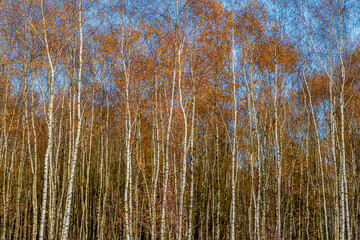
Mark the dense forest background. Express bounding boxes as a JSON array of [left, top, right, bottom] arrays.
[[0, 0, 360, 239]]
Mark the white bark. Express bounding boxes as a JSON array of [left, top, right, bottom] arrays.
[[187, 87, 196, 240], [160, 28, 178, 240], [330, 77, 340, 240], [177, 42, 187, 240], [302, 70, 329, 240], [274, 60, 282, 240], [121, 9, 133, 239], [151, 77, 160, 240], [230, 2, 237, 238], [215, 125, 221, 240], [60, 1, 83, 238], [39, 0, 56, 238]]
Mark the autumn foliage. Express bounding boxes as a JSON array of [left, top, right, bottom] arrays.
[[0, 0, 359, 239]]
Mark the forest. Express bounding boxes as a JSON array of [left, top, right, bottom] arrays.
[[0, 0, 359, 239]]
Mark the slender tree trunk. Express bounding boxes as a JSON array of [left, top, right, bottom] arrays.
[[177, 43, 187, 240], [303, 69, 329, 240], [339, 90, 348, 240], [215, 125, 221, 240], [151, 77, 160, 239], [230, 4, 237, 238], [61, 2, 83, 238], [0, 81, 8, 240], [39, 42, 55, 240], [2, 141, 17, 240], [38, 0, 58, 238], [15, 118, 26, 240], [187, 90, 196, 240], [274, 60, 282, 240], [24, 68, 39, 240], [330, 78, 340, 240], [160, 34, 177, 240], [82, 89, 95, 240]]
